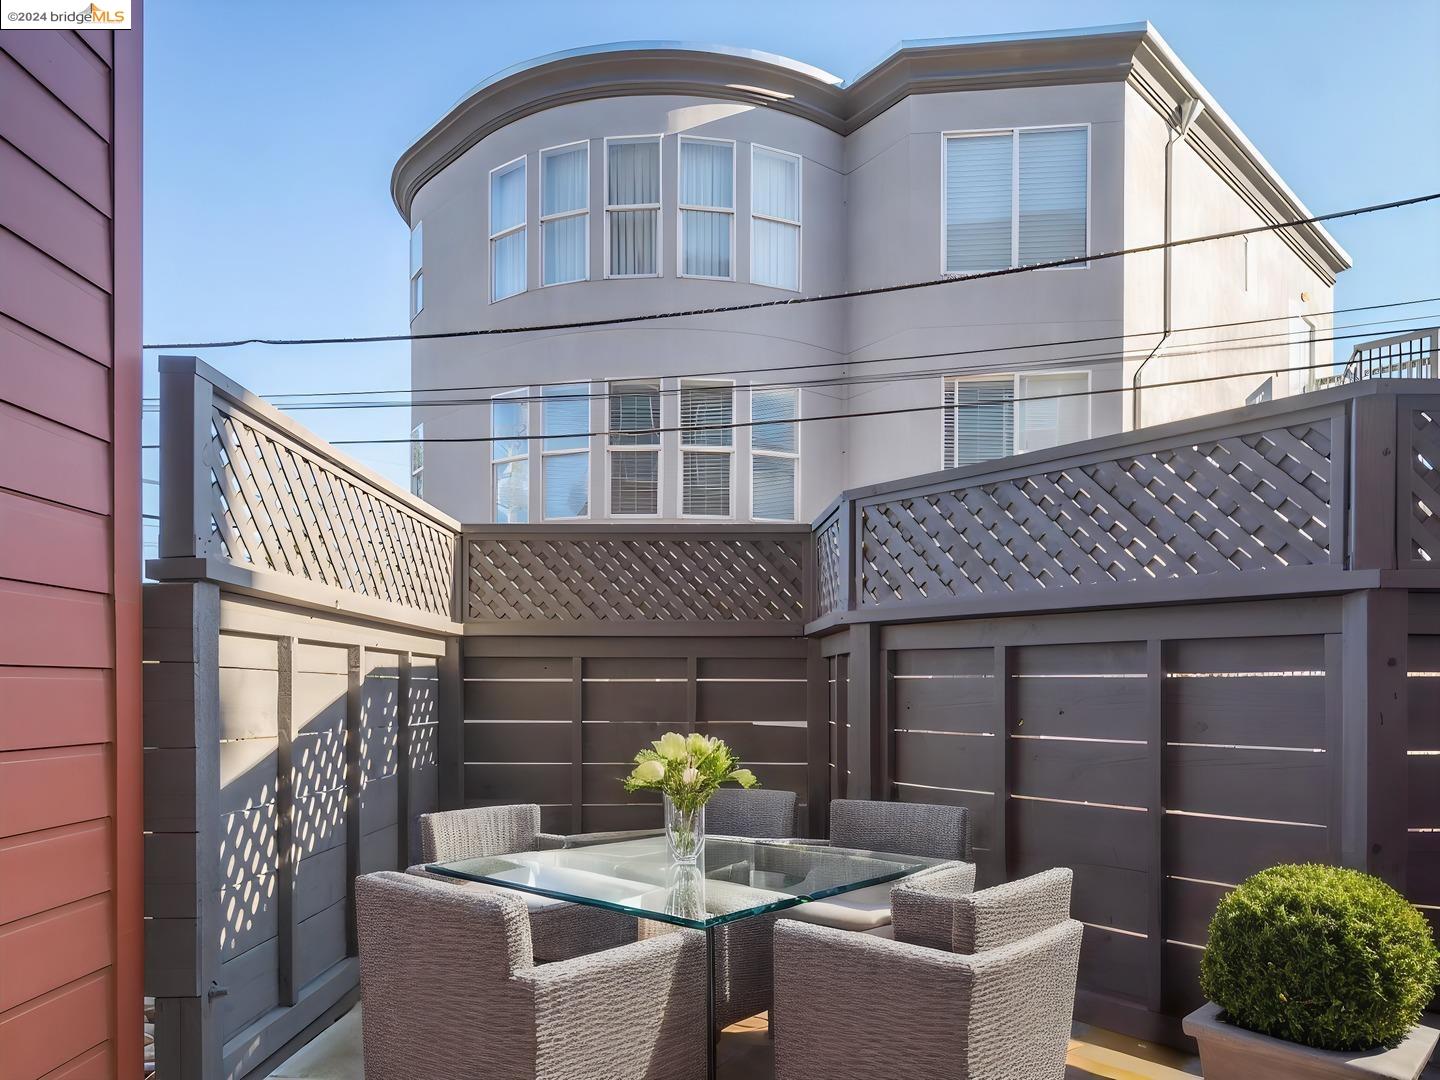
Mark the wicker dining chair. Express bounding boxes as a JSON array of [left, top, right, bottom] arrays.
[[772, 868, 1082, 1080], [705, 787, 799, 839], [357, 871, 707, 1080], [410, 805, 635, 962]]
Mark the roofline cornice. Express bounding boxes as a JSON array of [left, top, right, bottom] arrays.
[[390, 26, 1351, 277]]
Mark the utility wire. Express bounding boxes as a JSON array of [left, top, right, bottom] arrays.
[[140, 295, 1440, 406], [135, 317, 1439, 414], [141, 191, 1440, 351]]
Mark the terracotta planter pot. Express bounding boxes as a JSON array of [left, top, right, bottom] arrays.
[[1183, 1002, 1439, 1080]]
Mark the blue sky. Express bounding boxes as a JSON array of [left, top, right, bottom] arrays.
[[142, 0, 1440, 518]]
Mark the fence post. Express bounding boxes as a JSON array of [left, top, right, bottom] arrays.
[[158, 354, 213, 560], [1348, 392, 1398, 571], [845, 623, 881, 799], [1339, 588, 1410, 889]]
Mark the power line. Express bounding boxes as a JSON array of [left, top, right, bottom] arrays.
[[310, 353, 1393, 446], [136, 317, 1438, 415], [141, 295, 1440, 406], [141, 191, 1440, 351]]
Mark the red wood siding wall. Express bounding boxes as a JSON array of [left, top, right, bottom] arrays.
[[0, 14, 143, 1080]]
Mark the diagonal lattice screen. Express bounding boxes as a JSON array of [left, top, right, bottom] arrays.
[[204, 404, 457, 617], [1406, 407, 1440, 567], [814, 511, 844, 618], [465, 535, 806, 622], [858, 421, 1334, 608]]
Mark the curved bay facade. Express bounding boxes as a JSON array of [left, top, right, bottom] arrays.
[[394, 27, 1350, 524]]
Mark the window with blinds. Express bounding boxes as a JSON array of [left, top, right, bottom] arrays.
[[752, 146, 800, 290], [541, 384, 589, 518], [751, 386, 798, 520], [942, 377, 1014, 468], [409, 221, 424, 319], [491, 389, 529, 522], [943, 126, 1087, 274], [679, 137, 734, 279], [607, 379, 660, 516], [541, 143, 588, 286], [490, 157, 527, 301], [943, 371, 1092, 467], [606, 136, 661, 277], [680, 381, 733, 517]]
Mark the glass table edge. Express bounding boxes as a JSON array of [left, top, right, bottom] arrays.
[[423, 846, 937, 931]]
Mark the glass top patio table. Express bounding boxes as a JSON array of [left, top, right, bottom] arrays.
[[426, 833, 946, 930]]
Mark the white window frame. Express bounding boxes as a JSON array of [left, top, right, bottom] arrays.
[[409, 422, 423, 497], [940, 369, 1093, 469], [939, 124, 1091, 277], [540, 382, 591, 521], [604, 134, 663, 280], [539, 141, 590, 288], [1242, 234, 1253, 293], [679, 378, 735, 521], [491, 387, 529, 522], [749, 143, 802, 292], [488, 155, 528, 303], [677, 135, 736, 282], [749, 385, 800, 522], [604, 376, 664, 519], [409, 220, 424, 320]]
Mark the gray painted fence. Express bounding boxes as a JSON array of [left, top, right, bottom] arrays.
[[145, 362, 1440, 1071]]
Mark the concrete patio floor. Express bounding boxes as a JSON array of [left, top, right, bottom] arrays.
[[263, 1003, 1209, 1080]]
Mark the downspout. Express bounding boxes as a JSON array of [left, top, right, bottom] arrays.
[[1131, 96, 1204, 429]]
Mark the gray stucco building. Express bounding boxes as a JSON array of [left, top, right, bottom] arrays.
[[392, 23, 1350, 525]]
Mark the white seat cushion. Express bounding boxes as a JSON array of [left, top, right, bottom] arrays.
[[779, 882, 892, 932]]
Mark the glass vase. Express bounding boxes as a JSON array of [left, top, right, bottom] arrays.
[[664, 794, 706, 864]]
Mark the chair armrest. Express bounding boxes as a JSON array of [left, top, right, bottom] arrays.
[[520, 930, 708, 1076], [890, 861, 977, 952], [533, 832, 567, 850]]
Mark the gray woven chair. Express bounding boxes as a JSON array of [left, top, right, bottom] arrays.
[[357, 871, 707, 1080], [705, 788, 798, 839], [780, 799, 971, 932], [413, 805, 635, 963], [772, 868, 1081, 1080]]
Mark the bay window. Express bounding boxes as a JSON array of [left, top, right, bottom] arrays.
[[606, 136, 660, 277], [942, 371, 1091, 468], [679, 137, 734, 279], [751, 146, 801, 290], [943, 125, 1088, 274], [541, 383, 589, 519], [541, 143, 588, 286], [607, 379, 661, 516], [490, 156, 527, 301], [751, 387, 799, 521], [680, 380, 733, 517], [491, 389, 529, 522]]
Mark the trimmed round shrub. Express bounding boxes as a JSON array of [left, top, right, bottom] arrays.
[[1200, 863, 1439, 1051]]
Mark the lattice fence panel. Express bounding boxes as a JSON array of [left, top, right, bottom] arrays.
[[465, 535, 806, 623], [814, 512, 844, 618], [205, 404, 457, 617], [859, 420, 1334, 608], [1406, 408, 1440, 568]]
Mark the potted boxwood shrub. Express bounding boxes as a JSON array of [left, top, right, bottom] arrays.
[[1184, 864, 1440, 1079]]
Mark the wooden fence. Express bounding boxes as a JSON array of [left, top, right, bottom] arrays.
[[145, 360, 1440, 1070]]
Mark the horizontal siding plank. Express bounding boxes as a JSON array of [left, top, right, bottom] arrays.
[[293, 845, 347, 924], [219, 804, 278, 887], [464, 720, 569, 763], [0, 819, 110, 926], [1012, 676, 1148, 741], [0, 51, 111, 214], [464, 762, 570, 805], [698, 657, 805, 680], [1410, 677, 1440, 752], [890, 674, 996, 733], [218, 937, 280, 1039], [218, 876, 277, 961], [0, 229, 111, 363], [0, 401, 110, 514], [1166, 745, 1330, 825], [358, 822, 401, 875], [892, 730, 993, 793], [0, 746, 109, 839], [0, 968, 111, 1080], [697, 679, 805, 723], [1162, 941, 1207, 1017], [294, 899, 347, 990], [1167, 635, 1324, 674], [0, 314, 110, 440], [1012, 642, 1146, 676], [890, 648, 992, 678], [1410, 754, 1440, 829], [1164, 876, 1230, 947], [464, 656, 572, 680], [578, 803, 656, 832], [0, 140, 110, 290], [465, 677, 571, 722], [0, 30, 111, 139], [1011, 736, 1148, 806], [0, 893, 110, 1011], [0, 580, 110, 669], [293, 671, 346, 736], [0, 667, 109, 751], [1011, 797, 1151, 873], [293, 788, 346, 862], [217, 667, 279, 741], [582, 678, 685, 724], [1164, 812, 1328, 886], [1164, 675, 1327, 748], [582, 720, 666, 764], [0, 490, 108, 593], [699, 720, 807, 763], [1079, 925, 1150, 1004]]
